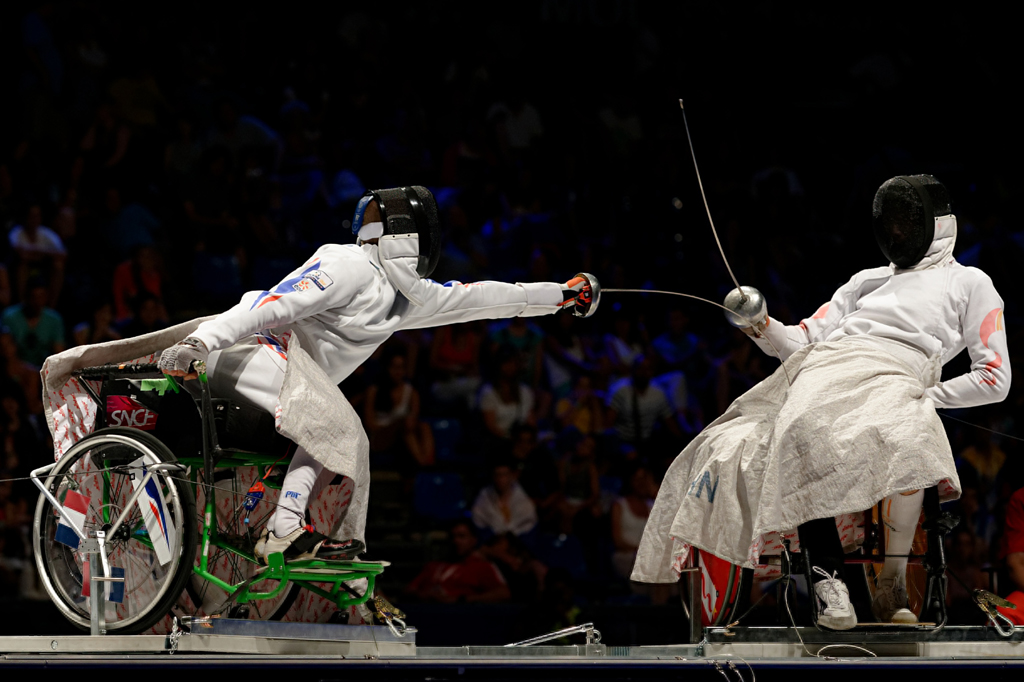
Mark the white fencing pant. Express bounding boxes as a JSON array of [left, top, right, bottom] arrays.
[[206, 338, 336, 536]]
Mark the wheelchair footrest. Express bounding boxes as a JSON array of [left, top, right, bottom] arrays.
[[276, 559, 390, 574]]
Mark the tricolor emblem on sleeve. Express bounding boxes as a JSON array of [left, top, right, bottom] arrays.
[[55, 490, 90, 549]]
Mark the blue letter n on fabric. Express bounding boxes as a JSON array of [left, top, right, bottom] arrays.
[[689, 471, 719, 502]]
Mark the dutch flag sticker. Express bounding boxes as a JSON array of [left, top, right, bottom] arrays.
[[55, 490, 90, 549]]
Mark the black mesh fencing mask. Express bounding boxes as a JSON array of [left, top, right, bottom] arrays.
[[368, 186, 441, 278], [872, 175, 951, 269]]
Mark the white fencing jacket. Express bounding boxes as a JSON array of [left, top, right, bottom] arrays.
[[752, 215, 1010, 409], [191, 241, 563, 385]]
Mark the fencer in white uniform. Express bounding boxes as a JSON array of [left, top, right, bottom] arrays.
[[631, 175, 1010, 630], [159, 186, 598, 562]]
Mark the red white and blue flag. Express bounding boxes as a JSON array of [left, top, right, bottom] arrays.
[[130, 457, 176, 566], [55, 490, 90, 549], [81, 563, 125, 602]]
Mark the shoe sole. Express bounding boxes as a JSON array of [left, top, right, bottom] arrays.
[[890, 609, 918, 625], [816, 615, 858, 631], [872, 606, 918, 625]]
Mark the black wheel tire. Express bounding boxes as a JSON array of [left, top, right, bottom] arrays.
[[33, 427, 198, 634]]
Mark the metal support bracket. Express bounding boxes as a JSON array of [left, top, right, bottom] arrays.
[[87, 530, 124, 635], [506, 622, 604, 655]]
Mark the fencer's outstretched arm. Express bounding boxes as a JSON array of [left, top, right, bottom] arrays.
[[923, 273, 1010, 409], [190, 247, 377, 352], [398, 278, 563, 330], [376, 232, 565, 328]]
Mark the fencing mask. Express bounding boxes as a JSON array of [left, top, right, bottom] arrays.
[[352, 186, 442, 305], [352, 186, 442, 278], [872, 175, 952, 269]]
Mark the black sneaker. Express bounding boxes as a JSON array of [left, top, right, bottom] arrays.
[[255, 525, 365, 563]]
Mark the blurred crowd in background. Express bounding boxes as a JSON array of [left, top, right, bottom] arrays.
[[1, 2, 1022, 641]]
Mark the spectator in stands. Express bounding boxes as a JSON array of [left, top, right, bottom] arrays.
[[611, 464, 657, 579], [958, 431, 1007, 490], [479, 348, 536, 442], [509, 424, 558, 504], [2, 382, 37, 440], [206, 99, 282, 170], [544, 312, 593, 399], [651, 368, 702, 437], [606, 356, 680, 457], [405, 521, 511, 604], [99, 187, 161, 260], [111, 245, 167, 323], [164, 116, 202, 189], [116, 293, 167, 338], [0, 389, 38, 513], [429, 322, 483, 411], [108, 62, 166, 133], [472, 460, 538, 538], [555, 428, 600, 535], [487, 84, 544, 154], [1, 281, 65, 367], [0, 333, 43, 416], [555, 374, 605, 436], [946, 527, 989, 624], [651, 310, 706, 433], [652, 309, 700, 373], [0, 265, 10, 310], [489, 317, 545, 390], [956, 468, 999, 557], [184, 145, 239, 252], [603, 311, 647, 382], [339, 363, 369, 416], [8, 203, 66, 305], [0, 522, 22, 598], [72, 100, 131, 193], [365, 349, 435, 467], [998, 485, 1024, 625], [20, 4, 63, 100], [0, 163, 13, 234], [715, 329, 769, 414], [440, 117, 498, 188], [480, 533, 547, 601], [523, 567, 581, 640], [72, 300, 121, 347]]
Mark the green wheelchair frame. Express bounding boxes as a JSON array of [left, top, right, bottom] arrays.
[[73, 361, 393, 626]]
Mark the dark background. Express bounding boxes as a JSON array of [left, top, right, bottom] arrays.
[[0, 1, 1021, 644]]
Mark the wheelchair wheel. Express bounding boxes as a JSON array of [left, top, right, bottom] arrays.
[[179, 465, 300, 621], [33, 427, 197, 634], [682, 549, 753, 627]]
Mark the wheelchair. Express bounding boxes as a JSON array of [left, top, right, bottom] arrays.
[[682, 490, 963, 632], [31, 361, 397, 635]]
